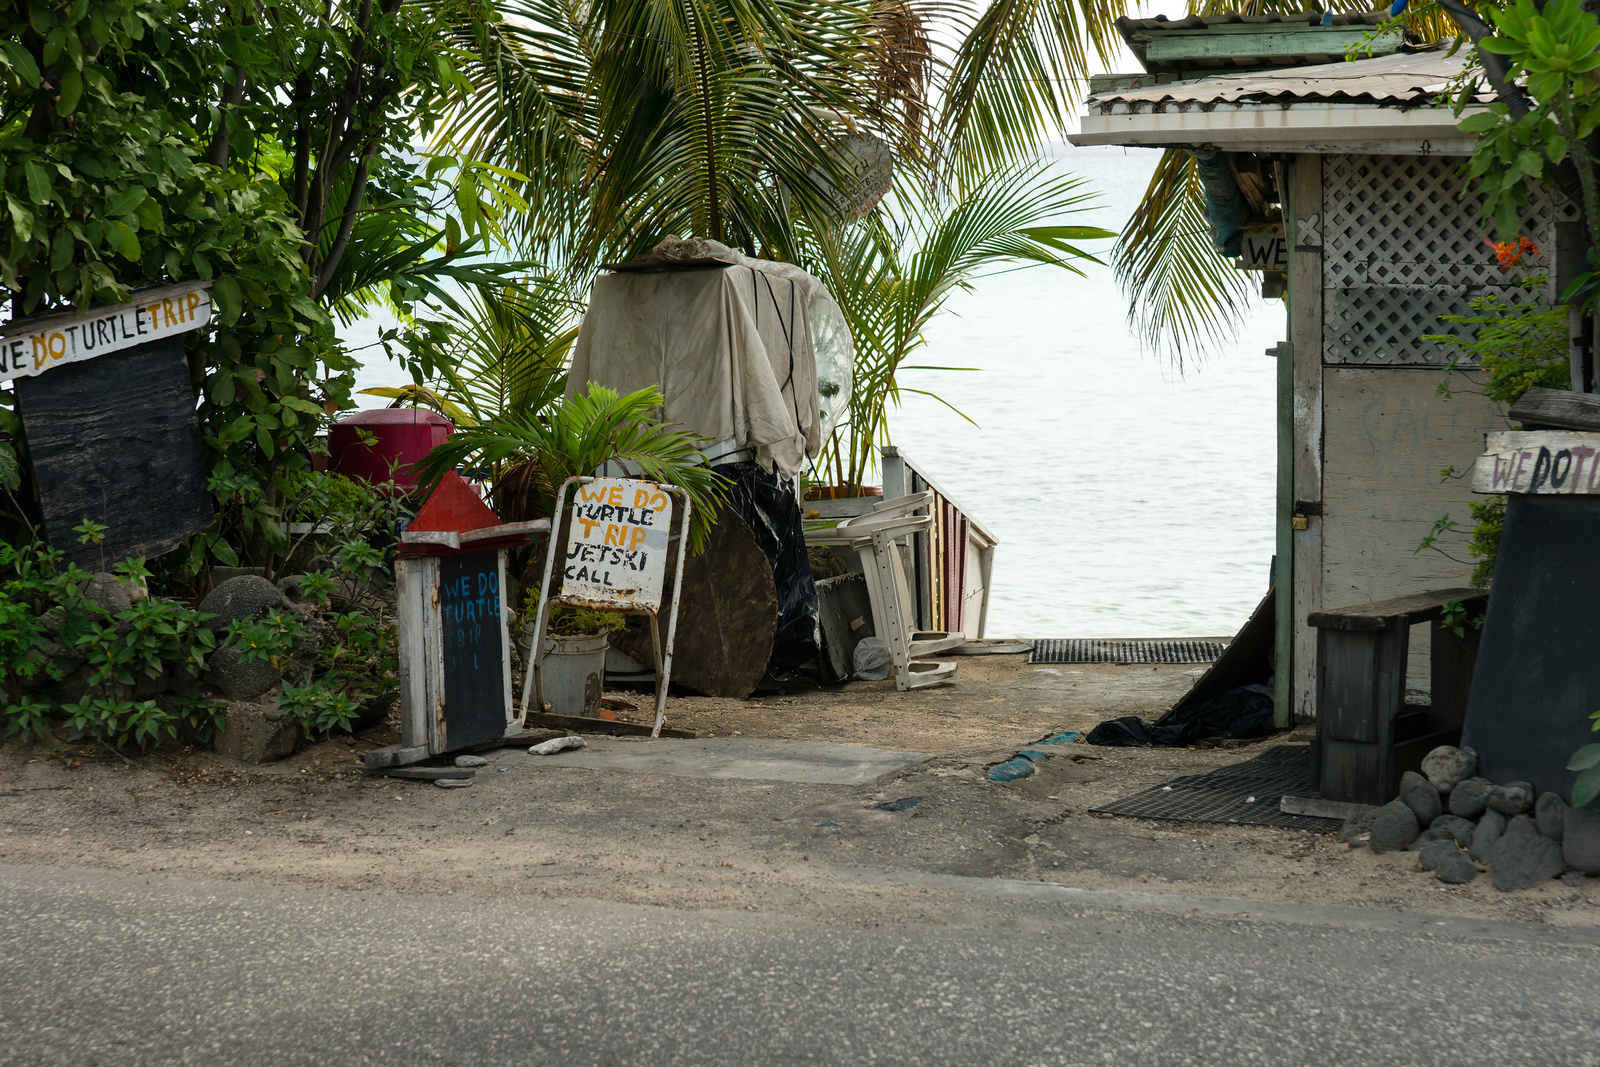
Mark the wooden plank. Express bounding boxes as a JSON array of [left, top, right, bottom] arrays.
[[1319, 629, 1379, 743], [14, 336, 213, 568], [1507, 386, 1600, 432], [1309, 588, 1485, 631], [529, 713, 698, 739], [1472, 430, 1600, 494], [1278, 795, 1373, 820], [1290, 154, 1324, 727], [0, 279, 211, 382], [363, 765, 475, 781], [1144, 28, 1397, 64]]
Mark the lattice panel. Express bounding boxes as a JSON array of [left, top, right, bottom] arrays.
[[1321, 154, 1567, 366]]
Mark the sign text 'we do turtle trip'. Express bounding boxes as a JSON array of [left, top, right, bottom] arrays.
[[561, 477, 673, 611]]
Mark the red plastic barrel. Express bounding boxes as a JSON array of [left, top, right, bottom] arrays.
[[328, 408, 453, 494]]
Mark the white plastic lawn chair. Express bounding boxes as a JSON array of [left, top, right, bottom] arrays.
[[832, 491, 963, 690]]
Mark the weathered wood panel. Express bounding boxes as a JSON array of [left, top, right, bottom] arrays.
[[1472, 430, 1600, 494], [1508, 386, 1600, 432], [438, 550, 511, 750], [1289, 154, 1325, 725], [13, 335, 213, 568], [1320, 367, 1503, 692]]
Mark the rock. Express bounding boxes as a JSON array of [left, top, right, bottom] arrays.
[[1421, 745, 1476, 794], [1536, 792, 1567, 840], [1368, 800, 1421, 854], [1562, 871, 1589, 888], [198, 575, 287, 632], [80, 572, 132, 615], [435, 777, 473, 789], [1430, 815, 1478, 847], [1417, 838, 1463, 871], [455, 755, 489, 768], [1448, 777, 1493, 818], [1470, 809, 1506, 865], [1492, 830, 1565, 892], [204, 646, 282, 702], [1338, 807, 1378, 843], [1409, 826, 1450, 851], [1506, 813, 1538, 838], [1487, 781, 1534, 816], [1563, 806, 1600, 875], [1400, 770, 1442, 824], [214, 699, 298, 764], [1435, 854, 1478, 884]]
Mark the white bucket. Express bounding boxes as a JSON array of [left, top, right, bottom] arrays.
[[522, 625, 608, 717]]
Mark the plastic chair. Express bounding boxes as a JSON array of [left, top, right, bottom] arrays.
[[832, 492, 962, 690]]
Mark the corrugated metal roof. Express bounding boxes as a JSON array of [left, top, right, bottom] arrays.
[[1087, 48, 1473, 109]]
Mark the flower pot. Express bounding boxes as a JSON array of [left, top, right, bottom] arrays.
[[520, 623, 608, 717]]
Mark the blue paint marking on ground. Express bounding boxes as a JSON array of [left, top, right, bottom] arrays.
[[987, 731, 1083, 783]]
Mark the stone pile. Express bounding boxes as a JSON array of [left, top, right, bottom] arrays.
[[1341, 745, 1600, 892]]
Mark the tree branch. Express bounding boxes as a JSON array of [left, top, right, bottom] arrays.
[[311, 152, 372, 298]]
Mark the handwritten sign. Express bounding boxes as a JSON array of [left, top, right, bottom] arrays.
[[0, 280, 211, 383], [1238, 231, 1288, 271], [1473, 430, 1600, 495], [560, 477, 673, 610], [437, 551, 510, 749]]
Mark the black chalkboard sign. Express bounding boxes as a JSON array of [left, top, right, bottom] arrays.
[[1461, 495, 1600, 798], [438, 550, 509, 749], [13, 335, 213, 568]]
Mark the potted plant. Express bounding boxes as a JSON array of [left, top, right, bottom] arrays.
[[518, 600, 627, 717]]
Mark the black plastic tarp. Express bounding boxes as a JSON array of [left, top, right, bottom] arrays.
[[1087, 682, 1277, 747], [713, 460, 820, 673]]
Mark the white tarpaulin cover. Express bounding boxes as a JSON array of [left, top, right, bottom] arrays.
[[568, 241, 851, 478]]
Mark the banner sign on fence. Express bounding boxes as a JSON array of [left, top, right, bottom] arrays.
[[0, 280, 212, 382]]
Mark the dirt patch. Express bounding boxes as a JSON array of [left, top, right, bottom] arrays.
[[2, 656, 1595, 929]]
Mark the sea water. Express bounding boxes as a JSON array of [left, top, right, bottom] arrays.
[[348, 144, 1284, 639]]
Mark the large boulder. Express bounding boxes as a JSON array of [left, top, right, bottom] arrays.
[[1339, 807, 1378, 843], [1369, 800, 1421, 854], [1487, 781, 1535, 816], [1417, 838, 1463, 872], [198, 575, 287, 632], [214, 699, 298, 764], [1492, 828, 1565, 892], [80, 572, 132, 615], [1449, 777, 1494, 818], [1436, 854, 1478, 884], [204, 646, 282, 702], [1564, 806, 1600, 876], [1536, 792, 1568, 841], [1400, 771, 1442, 825], [1421, 745, 1476, 794]]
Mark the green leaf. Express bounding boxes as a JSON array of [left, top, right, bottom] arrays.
[[212, 275, 241, 325], [2, 41, 41, 87], [1574, 765, 1600, 808], [1458, 111, 1501, 133], [103, 185, 147, 217], [23, 161, 52, 206], [56, 66, 82, 115], [1567, 743, 1600, 770], [0, 441, 20, 491]]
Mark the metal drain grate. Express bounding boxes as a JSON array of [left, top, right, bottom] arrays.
[[1089, 745, 1336, 831], [1028, 639, 1225, 665]]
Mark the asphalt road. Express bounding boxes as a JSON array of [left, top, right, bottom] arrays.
[[2, 863, 1597, 1066]]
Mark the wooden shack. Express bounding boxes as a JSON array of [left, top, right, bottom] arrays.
[[1071, 20, 1580, 722]]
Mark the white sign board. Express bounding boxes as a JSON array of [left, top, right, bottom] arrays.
[[1239, 231, 1289, 272], [0, 280, 212, 383], [560, 477, 674, 611], [1473, 430, 1600, 495]]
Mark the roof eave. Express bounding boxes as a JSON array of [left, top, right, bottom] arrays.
[[1068, 103, 1479, 156]]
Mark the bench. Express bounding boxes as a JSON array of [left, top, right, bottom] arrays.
[[1308, 588, 1487, 805]]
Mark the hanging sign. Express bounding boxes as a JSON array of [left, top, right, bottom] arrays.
[[0, 279, 212, 382], [561, 477, 673, 611], [1237, 231, 1288, 271], [1473, 430, 1600, 495]]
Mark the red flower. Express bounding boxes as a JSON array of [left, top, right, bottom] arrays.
[[1487, 235, 1540, 270]]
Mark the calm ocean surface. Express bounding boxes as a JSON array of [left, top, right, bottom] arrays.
[[349, 145, 1285, 639]]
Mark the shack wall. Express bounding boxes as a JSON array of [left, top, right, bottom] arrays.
[[1290, 152, 1562, 720]]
